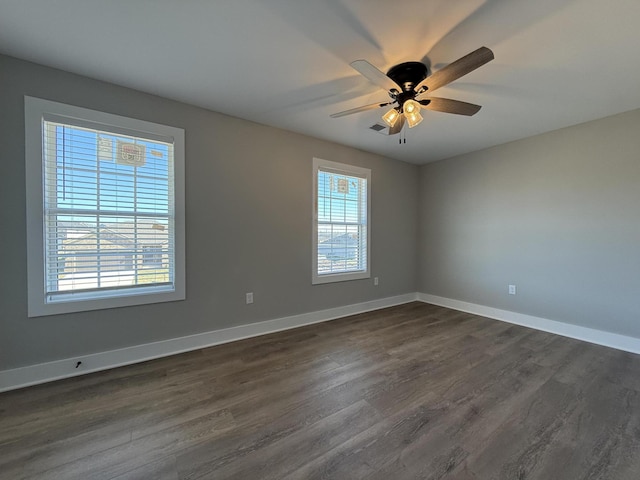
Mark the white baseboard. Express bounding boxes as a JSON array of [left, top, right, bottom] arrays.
[[0, 293, 418, 393], [417, 293, 640, 355], [5, 292, 637, 393]]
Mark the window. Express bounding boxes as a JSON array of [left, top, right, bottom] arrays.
[[313, 158, 370, 284], [25, 97, 185, 317]]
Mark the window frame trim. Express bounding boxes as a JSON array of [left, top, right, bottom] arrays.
[[312, 157, 371, 285], [25, 96, 186, 317]]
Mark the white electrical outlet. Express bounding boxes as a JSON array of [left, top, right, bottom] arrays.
[[246, 292, 254, 304], [374, 277, 379, 286], [508, 284, 516, 295]]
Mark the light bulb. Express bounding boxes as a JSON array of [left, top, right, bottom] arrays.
[[405, 111, 423, 128], [403, 99, 420, 115], [382, 108, 400, 127]]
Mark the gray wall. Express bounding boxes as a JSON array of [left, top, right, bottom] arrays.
[[418, 109, 640, 338], [0, 54, 419, 370]]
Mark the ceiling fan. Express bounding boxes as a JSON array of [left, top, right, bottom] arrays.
[[330, 47, 494, 135]]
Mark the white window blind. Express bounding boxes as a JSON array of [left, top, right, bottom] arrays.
[[313, 158, 370, 284], [42, 117, 176, 301], [25, 96, 185, 316]]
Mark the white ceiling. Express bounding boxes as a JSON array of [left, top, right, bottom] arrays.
[[2, 0, 640, 164]]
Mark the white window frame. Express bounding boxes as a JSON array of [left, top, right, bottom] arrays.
[[312, 158, 371, 285], [25, 96, 186, 317]]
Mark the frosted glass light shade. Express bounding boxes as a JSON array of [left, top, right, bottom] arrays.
[[403, 99, 420, 115], [405, 111, 423, 128], [382, 108, 400, 127]]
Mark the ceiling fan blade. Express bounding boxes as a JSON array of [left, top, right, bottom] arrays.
[[389, 114, 404, 135], [330, 101, 391, 118], [350, 60, 401, 92], [416, 46, 494, 93], [421, 97, 482, 116]]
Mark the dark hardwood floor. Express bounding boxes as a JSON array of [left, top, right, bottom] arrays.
[[2, 302, 640, 479]]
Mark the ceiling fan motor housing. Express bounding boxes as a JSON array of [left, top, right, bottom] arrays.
[[386, 62, 428, 92], [386, 61, 429, 111]]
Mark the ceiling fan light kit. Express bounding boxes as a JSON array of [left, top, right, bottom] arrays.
[[331, 46, 495, 135], [402, 99, 423, 128]]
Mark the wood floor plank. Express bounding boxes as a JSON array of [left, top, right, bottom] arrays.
[[188, 400, 381, 480], [2, 302, 640, 480], [519, 380, 640, 480], [21, 409, 235, 480], [173, 365, 393, 479], [108, 456, 178, 480], [451, 377, 580, 479], [280, 401, 459, 480], [0, 420, 132, 479]]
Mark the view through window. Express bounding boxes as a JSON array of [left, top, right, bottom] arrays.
[[42, 120, 175, 298]]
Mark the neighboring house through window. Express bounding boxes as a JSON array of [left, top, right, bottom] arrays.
[[25, 97, 185, 316], [312, 158, 370, 284], [142, 244, 166, 268]]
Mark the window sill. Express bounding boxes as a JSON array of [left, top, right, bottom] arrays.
[[312, 270, 370, 285]]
